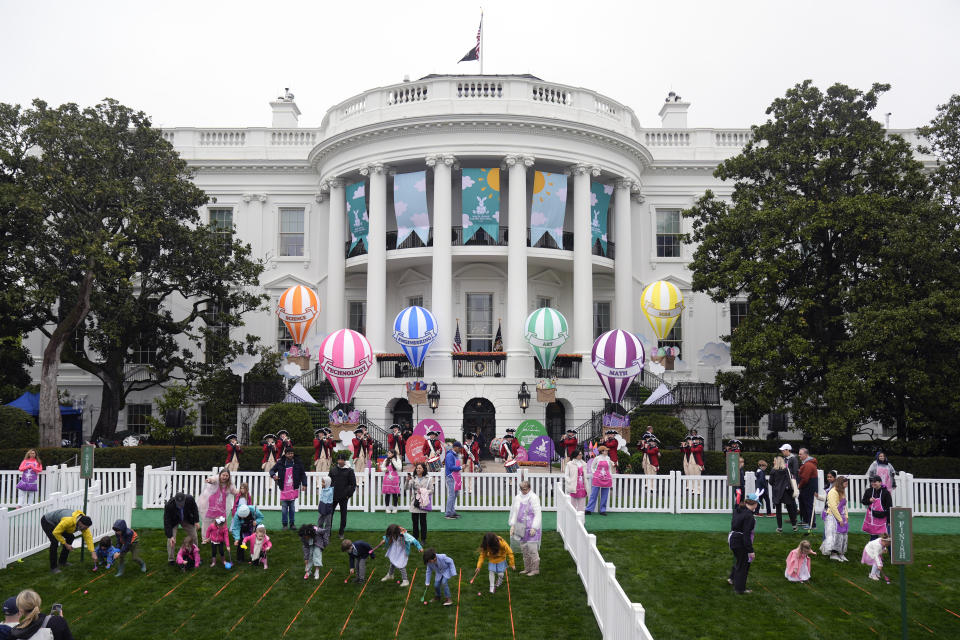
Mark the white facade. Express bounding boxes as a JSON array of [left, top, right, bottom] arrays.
[[27, 75, 931, 445]]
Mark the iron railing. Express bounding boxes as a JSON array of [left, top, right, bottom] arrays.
[[452, 225, 508, 246], [534, 354, 582, 379], [452, 353, 507, 377], [376, 354, 424, 378]]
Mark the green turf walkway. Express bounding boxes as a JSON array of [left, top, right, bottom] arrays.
[[130, 497, 959, 534]]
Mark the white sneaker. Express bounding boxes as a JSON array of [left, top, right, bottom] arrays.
[[831, 554, 842, 562], [314, 570, 320, 579], [381, 574, 393, 582], [400, 580, 409, 587], [869, 574, 880, 581], [840, 555, 848, 562]]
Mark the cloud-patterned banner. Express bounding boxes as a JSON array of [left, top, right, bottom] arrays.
[[461, 168, 500, 243], [347, 181, 368, 252], [530, 171, 567, 247], [591, 182, 613, 256], [393, 171, 430, 247]]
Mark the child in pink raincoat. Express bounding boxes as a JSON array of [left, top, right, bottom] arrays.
[[242, 524, 272, 569], [784, 539, 816, 582]]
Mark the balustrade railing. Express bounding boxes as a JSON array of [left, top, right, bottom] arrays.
[[452, 353, 506, 377], [535, 354, 582, 379], [376, 354, 424, 378]]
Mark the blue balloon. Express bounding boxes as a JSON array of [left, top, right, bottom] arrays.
[[392, 306, 438, 368]]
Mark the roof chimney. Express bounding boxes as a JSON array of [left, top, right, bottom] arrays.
[[659, 91, 690, 128], [270, 88, 301, 128]]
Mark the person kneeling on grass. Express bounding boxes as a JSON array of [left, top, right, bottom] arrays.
[[299, 524, 328, 580], [341, 538, 375, 583], [93, 536, 120, 572], [423, 548, 456, 606], [176, 539, 201, 570], [473, 532, 515, 594], [373, 524, 422, 587], [242, 524, 272, 570], [785, 539, 816, 583]]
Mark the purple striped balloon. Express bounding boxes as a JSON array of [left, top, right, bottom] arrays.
[[591, 330, 645, 404], [319, 329, 373, 405]]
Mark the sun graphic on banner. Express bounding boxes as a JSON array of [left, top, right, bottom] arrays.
[[533, 171, 554, 203], [478, 168, 501, 199]]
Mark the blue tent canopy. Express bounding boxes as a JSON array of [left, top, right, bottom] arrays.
[[6, 392, 82, 417]]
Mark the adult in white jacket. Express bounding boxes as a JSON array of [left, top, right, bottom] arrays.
[[564, 449, 588, 512], [508, 481, 542, 576]]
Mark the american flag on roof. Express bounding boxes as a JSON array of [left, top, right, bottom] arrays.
[[458, 14, 481, 63], [453, 319, 464, 353]]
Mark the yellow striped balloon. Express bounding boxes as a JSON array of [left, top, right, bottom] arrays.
[[641, 280, 684, 340]]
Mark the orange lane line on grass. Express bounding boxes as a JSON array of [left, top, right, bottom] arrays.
[[505, 570, 516, 640], [913, 619, 935, 634], [118, 609, 147, 631], [72, 572, 109, 593], [455, 569, 462, 638], [835, 573, 876, 599], [340, 568, 376, 636], [946, 608, 960, 620], [756, 581, 782, 603], [175, 573, 242, 634], [282, 570, 332, 638], [793, 609, 821, 632], [839, 608, 851, 616], [70, 609, 94, 624], [395, 568, 418, 638], [228, 569, 289, 633], [156, 571, 198, 603], [869, 627, 878, 634]]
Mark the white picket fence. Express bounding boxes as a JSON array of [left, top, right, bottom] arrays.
[[136, 467, 960, 516], [0, 464, 136, 513], [0, 480, 135, 569], [556, 481, 654, 640]]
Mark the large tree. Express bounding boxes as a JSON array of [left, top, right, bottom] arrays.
[[684, 81, 960, 450], [2, 99, 266, 443]]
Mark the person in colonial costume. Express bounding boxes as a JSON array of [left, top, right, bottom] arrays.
[[224, 434, 241, 474], [560, 429, 578, 472], [680, 436, 693, 475], [500, 432, 519, 474], [585, 445, 613, 515], [602, 430, 620, 468], [424, 430, 444, 472], [689, 432, 705, 494], [725, 438, 743, 454], [380, 450, 403, 513], [462, 432, 481, 473], [508, 481, 542, 576], [388, 424, 406, 466], [276, 429, 292, 457], [352, 428, 369, 473], [261, 433, 278, 471], [565, 448, 588, 511], [313, 428, 324, 472]]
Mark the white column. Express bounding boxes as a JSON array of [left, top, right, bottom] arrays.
[[324, 179, 346, 334], [614, 179, 634, 331], [361, 163, 388, 355], [506, 154, 535, 379], [425, 154, 455, 379], [572, 163, 600, 377]]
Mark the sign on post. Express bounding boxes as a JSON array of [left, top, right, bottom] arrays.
[[890, 507, 913, 565], [80, 444, 95, 480], [726, 452, 741, 486]]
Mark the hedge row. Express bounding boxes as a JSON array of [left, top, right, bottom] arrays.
[[616, 450, 960, 479]]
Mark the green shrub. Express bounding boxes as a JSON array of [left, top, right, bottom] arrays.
[[250, 404, 313, 448], [0, 406, 38, 449]]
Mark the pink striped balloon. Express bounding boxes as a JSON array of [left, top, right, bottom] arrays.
[[319, 329, 373, 405], [591, 330, 645, 404]]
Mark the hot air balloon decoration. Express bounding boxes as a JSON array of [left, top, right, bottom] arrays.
[[524, 307, 569, 372], [276, 285, 320, 348], [319, 329, 373, 405], [591, 329, 645, 405], [641, 280, 684, 340], [392, 306, 438, 368]]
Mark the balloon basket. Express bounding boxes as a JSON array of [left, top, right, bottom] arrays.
[[536, 388, 556, 403], [287, 355, 311, 371]]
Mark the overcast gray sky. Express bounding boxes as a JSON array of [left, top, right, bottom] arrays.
[[2, 0, 956, 130]]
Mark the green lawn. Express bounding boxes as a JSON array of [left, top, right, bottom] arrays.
[[597, 529, 959, 640], [0, 529, 599, 640]]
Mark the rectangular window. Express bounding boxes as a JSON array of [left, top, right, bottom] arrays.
[[656, 209, 682, 258], [593, 301, 611, 340], [733, 406, 760, 439], [127, 404, 152, 435], [279, 207, 305, 257], [465, 293, 493, 351], [729, 301, 748, 366], [199, 405, 214, 436], [205, 299, 230, 363], [277, 316, 295, 353], [349, 301, 366, 337], [130, 300, 159, 365], [407, 295, 424, 308], [537, 297, 552, 309], [209, 208, 233, 244], [658, 314, 682, 355], [72, 327, 85, 356]]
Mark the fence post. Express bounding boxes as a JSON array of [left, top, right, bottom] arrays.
[[128, 464, 137, 512], [671, 470, 679, 514], [0, 508, 9, 569]]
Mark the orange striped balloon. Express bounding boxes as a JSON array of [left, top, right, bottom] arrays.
[[276, 285, 320, 346]]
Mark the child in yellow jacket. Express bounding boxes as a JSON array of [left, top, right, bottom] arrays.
[[473, 532, 515, 594]]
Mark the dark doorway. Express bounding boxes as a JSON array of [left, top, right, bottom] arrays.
[[463, 397, 496, 459], [545, 401, 566, 442], [392, 398, 413, 431]]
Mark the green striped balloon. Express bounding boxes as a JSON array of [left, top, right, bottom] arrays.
[[524, 308, 569, 371]]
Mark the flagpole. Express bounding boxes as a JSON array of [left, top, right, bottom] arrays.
[[479, 9, 484, 75]]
